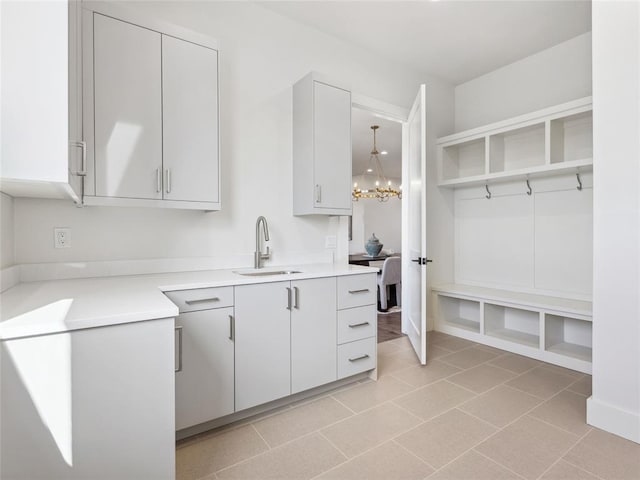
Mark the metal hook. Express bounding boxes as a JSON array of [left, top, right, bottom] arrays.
[[526, 179, 532, 196], [485, 184, 492, 200], [576, 173, 583, 191]]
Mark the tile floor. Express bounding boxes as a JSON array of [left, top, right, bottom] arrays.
[[176, 332, 640, 480]]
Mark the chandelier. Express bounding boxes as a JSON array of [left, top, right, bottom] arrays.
[[352, 125, 401, 202]]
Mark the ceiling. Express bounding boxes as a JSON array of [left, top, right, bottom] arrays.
[[261, 1, 591, 85], [352, 108, 402, 180], [262, 1, 591, 178]]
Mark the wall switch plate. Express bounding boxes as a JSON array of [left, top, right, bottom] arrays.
[[325, 235, 337, 249], [54, 228, 71, 248]]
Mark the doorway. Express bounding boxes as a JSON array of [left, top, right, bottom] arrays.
[[349, 107, 404, 343]]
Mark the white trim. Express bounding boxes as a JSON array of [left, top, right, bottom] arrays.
[[587, 397, 640, 444], [82, 195, 220, 211], [351, 93, 409, 123]]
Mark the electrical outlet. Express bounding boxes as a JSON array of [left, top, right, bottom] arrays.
[[325, 235, 337, 249], [54, 228, 71, 249]]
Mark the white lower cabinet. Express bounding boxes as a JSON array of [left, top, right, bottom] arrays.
[[235, 277, 338, 410], [291, 277, 337, 394], [235, 281, 293, 411], [0, 319, 175, 480], [175, 307, 235, 430], [336, 274, 378, 379]]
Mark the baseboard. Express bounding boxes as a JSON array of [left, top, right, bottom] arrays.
[[587, 396, 640, 444]]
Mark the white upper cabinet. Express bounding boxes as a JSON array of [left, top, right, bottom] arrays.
[[0, 1, 83, 203], [83, 6, 220, 210], [93, 14, 162, 200], [162, 35, 219, 204], [293, 73, 352, 215]]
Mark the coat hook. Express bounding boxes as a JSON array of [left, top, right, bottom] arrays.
[[485, 184, 492, 200], [526, 179, 532, 196], [576, 173, 583, 191]]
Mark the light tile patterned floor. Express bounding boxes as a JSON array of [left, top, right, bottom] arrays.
[[176, 332, 640, 480]]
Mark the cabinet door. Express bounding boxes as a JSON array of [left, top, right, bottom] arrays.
[[162, 36, 219, 204], [175, 308, 234, 430], [313, 81, 352, 211], [1, 319, 175, 479], [235, 282, 291, 411], [291, 277, 337, 393], [93, 14, 162, 200]]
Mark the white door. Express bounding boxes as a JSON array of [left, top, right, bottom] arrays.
[[401, 85, 428, 364], [175, 308, 235, 430], [234, 282, 291, 411], [162, 35, 219, 204], [93, 14, 162, 200], [291, 277, 337, 394], [313, 81, 352, 211]]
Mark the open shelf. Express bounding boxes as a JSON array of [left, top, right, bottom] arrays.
[[545, 314, 592, 362], [437, 97, 592, 188], [485, 303, 540, 348], [490, 122, 545, 173], [550, 111, 593, 164], [441, 137, 485, 181], [438, 295, 480, 333]]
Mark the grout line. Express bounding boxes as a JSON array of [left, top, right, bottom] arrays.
[[471, 448, 529, 479], [391, 438, 439, 471], [328, 394, 359, 416], [560, 456, 607, 480], [249, 423, 272, 450], [534, 427, 594, 480]]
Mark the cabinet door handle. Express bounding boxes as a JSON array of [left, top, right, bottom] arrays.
[[175, 326, 183, 373], [315, 184, 321, 203], [229, 315, 235, 341], [156, 168, 162, 193], [348, 289, 370, 294], [286, 287, 292, 310], [348, 322, 370, 328], [70, 141, 87, 176], [166, 168, 172, 193], [184, 297, 220, 305], [293, 286, 299, 309], [348, 354, 370, 362]]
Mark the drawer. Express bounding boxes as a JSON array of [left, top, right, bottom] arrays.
[[337, 305, 377, 344], [337, 337, 377, 379], [337, 274, 377, 309], [165, 286, 234, 313]]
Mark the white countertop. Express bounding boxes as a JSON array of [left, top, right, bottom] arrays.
[[0, 264, 377, 341]]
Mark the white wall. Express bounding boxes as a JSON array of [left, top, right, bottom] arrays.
[[12, 1, 454, 268], [0, 193, 14, 268], [455, 32, 592, 131], [588, 1, 640, 444]]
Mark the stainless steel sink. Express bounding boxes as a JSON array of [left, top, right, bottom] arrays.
[[234, 270, 301, 277]]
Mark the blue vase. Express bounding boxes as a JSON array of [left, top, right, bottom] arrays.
[[365, 233, 383, 257]]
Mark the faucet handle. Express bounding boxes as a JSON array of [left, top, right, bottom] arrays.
[[262, 246, 271, 259]]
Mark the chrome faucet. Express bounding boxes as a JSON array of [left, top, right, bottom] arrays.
[[254, 216, 271, 269]]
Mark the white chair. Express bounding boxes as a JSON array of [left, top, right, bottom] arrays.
[[377, 256, 401, 310]]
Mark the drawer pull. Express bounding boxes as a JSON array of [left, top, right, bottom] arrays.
[[229, 315, 235, 341], [348, 354, 370, 362], [184, 297, 220, 305], [348, 289, 370, 294], [175, 326, 183, 373], [348, 322, 370, 328]]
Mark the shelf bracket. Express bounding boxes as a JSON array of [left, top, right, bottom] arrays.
[[485, 184, 492, 200], [576, 173, 583, 191], [526, 179, 532, 196]]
